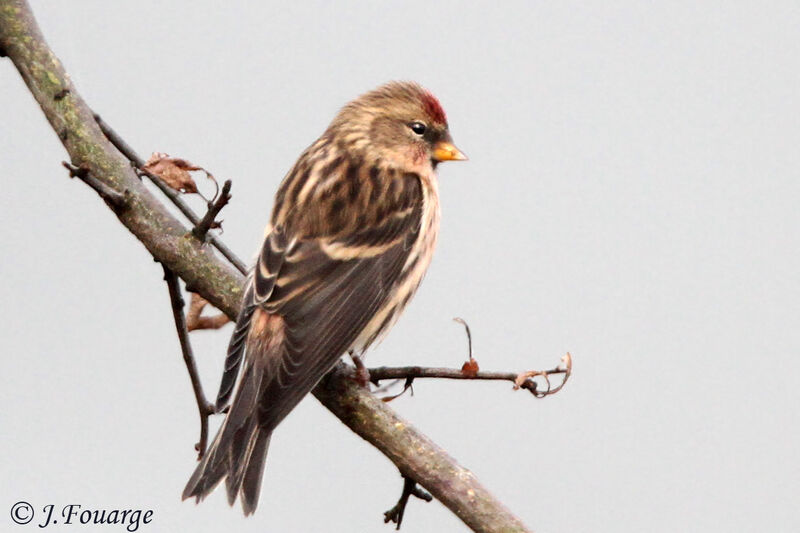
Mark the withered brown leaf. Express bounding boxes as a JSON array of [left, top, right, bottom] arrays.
[[143, 152, 217, 195], [513, 352, 573, 397]]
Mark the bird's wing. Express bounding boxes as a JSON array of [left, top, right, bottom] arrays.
[[216, 166, 424, 432], [215, 227, 287, 408]]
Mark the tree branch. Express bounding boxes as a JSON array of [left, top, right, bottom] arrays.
[[384, 475, 433, 529], [368, 363, 569, 397], [316, 365, 531, 532], [368, 319, 571, 399], [192, 179, 231, 242], [162, 265, 215, 459], [93, 114, 248, 275], [1, 2, 533, 531], [61, 161, 129, 210], [0, 1, 243, 319]]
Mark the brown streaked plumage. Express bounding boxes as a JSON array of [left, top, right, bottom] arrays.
[[182, 81, 466, 514]]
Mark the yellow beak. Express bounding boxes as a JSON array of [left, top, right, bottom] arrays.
[[433, 141, 468, 162]]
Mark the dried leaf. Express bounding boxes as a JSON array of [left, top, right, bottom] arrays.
[[513, 352, 573, 397], [143, 152, 217, 195], [513, 370, 542, 390], [562, 352, 573, 373], [186, 292, 230, 331], [381, 378, 414, 402]]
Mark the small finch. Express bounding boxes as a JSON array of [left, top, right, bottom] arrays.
[[182, 81, 466, 514]]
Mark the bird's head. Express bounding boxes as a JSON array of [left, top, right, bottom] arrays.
[[328, 81, 467, 171]]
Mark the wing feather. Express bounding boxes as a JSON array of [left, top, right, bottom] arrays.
[[236, 164, 423, 432], [215, 282, 256, 408]]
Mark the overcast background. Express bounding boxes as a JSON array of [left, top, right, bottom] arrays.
[[2, 2, 799, 532]]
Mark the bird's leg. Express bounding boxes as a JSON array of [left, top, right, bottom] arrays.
[[383, 475, 433, 529], [348, 350, 371, 388]]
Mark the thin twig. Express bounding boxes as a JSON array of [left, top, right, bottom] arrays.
[[372, 320, 572, 398], [93, 113, 248, 275], [62, 161, 128, 210], [368, 363, 569, 397], [186, 292, 231, 331], [383, 475, 433, 530], [192, 179, 231, 241], [453, 317, 480, 377], [453, 317, 473, 359], [162, 265, 216, 459]]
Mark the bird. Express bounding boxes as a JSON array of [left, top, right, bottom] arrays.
[[182, 81, 466, 514]]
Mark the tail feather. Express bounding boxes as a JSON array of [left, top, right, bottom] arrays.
[[182, 360, 272, 514], [240, 430, 272, 515], [225, 413, 259, 505]]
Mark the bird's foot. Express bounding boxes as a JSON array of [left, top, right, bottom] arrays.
[[349, 351, 371, 388]]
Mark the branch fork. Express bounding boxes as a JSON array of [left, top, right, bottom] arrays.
[[93, 113, 248, 274], [384, 476, 433, 529], [162, 265, 217, 459], [367, 319, 572, 401], [192, 179, 231, 242], [62, 161, 128, 211]]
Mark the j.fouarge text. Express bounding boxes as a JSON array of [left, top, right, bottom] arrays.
[[37, 504, 153, 531]]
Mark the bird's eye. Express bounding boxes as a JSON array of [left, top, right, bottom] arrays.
[[409, 121, 427, 136]]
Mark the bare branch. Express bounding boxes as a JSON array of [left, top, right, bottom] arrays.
[[162, 265, 215, 459], [454, 317, 480, 376], [384, 475, 433, 530], [368, 361, 569, 397], [186, 293, 230, 332], [453, 317, 473, 358], [316, 364, 531, 532], [0, 2, 244, 319], [62, 161, 128, 210], [192, 179, 231, 241], [93, 113, 249, 275], [371, 320, 572, 398]]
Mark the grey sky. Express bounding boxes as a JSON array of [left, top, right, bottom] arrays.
[[2, 1, 798, 532]]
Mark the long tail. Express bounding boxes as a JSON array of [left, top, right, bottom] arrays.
[[182, 357, 272, 515], [183, 280, 337, 514]]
